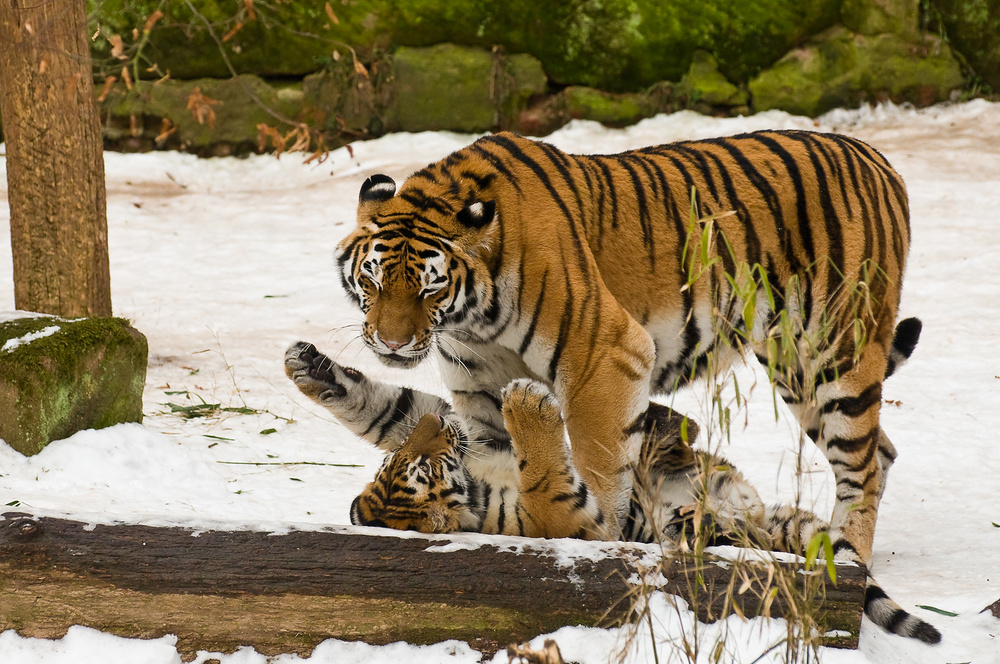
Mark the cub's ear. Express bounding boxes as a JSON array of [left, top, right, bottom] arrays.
[[456, 200, 496, 229], [360, 174, 396, 203]]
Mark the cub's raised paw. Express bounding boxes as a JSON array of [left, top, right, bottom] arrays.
[[284, 341, 317, 379], [284, 341, 365, 405], [501, 379, 562, 427], [501, 379, 565, 456]]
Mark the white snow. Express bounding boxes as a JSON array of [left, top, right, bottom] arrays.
[[1, 325, 61, 353], [2, 100, 1000, 663]]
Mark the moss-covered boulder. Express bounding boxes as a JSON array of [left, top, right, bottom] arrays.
[[389, 44, 496, 134], [388, 45, 547, 134], [0, 314, 148, 456], [88, 0, 338, 80], [677, 51, 749, 108], [561, 87, 655, 127], [842, 0, 919, 35], [931, 0, 1000, 90], [749, 26, 964, 116], [499, 52, 549, 128], [87, 0, 840, 93], [101, 75, 306, 155], [303, 55, 393, 140], [303, 46, 545, 138]]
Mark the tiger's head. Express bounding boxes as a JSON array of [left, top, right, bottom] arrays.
[[350, 412, 481, 533], [337, 171, 500, 368]]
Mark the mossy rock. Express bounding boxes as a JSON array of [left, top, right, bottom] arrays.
[[100, 75, 306, 154], [87, 0, 840, 93], [389, 44, 496, 133], [562, 87, 655, 128], [302, 55, 394, 139], [88, 0, 340, 80], [0, 314, 148, 457], [678, 51, 748, 107], [841, 0, 919, 35], [931, 0, 1000, 90], [749, 26, 964, 116], [499, 53, 549, 127]]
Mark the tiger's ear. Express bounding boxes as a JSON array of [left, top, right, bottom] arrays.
[[360, 174, 396, 203], [456, 200, 496, 229]]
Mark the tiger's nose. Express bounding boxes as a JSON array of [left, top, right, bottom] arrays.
[[377, 333, 411, 351]]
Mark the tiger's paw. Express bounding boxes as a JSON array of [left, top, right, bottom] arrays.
[[501, 379, 565, 459], [284, 341, 366, 406]]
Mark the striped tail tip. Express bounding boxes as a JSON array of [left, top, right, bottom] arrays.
[[864, 582, 942, 645]]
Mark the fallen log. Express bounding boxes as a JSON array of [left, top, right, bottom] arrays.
[[0, 511, 865, 657]]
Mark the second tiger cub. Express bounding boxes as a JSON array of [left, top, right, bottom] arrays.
[[351, 377, 823, 551]]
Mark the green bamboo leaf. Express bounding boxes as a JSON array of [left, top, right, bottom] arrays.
[[805, 533, 820, 570], [916, 605, 959, 617], [805, 531, 836, 582], [823, 533, 836, 583]]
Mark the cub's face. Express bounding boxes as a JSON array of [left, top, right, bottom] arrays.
[[337, 173, 498, 368], [350, 412, 479, 533]]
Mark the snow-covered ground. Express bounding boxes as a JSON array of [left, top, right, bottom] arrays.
[[1, 101, 999, 663]]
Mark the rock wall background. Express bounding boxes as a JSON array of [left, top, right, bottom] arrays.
[[2, 0, 996, 154]]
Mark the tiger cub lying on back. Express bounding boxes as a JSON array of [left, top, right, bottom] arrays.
[[349, 376, 825, 551]]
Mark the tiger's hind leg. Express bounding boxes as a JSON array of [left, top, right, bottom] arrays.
[[774, 341, 889, 566], [284, 341, 451, 451], [501, 379, 605, 539], [771, 342, 942, 644], [875, 428, 898, 501]]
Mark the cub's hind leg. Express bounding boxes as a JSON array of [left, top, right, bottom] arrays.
[[501, 379, 605, 539], [761, 504, 828, 554], [285, 341, 451, 451]]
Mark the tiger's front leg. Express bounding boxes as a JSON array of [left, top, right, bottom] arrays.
[[502, 379, 606, 540], [555, 310, 656, 540], [284, 341, 451, 451]]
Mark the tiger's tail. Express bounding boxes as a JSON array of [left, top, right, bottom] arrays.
[[885, 317, 922, 379], [864, 580, 941, 644], [866, 316, 939, 643], [763, 504, 940, 644]]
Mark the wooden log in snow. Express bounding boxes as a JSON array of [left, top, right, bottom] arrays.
[[0, 511, 865, 656]]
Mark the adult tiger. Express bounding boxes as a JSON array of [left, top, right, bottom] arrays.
[[301, 130, 935, 641]]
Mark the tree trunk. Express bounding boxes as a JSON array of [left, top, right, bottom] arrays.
[[0, 0, 111, 317]]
